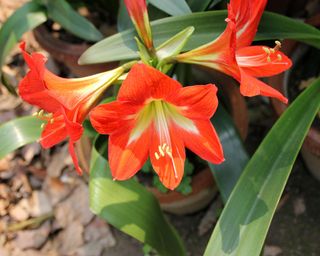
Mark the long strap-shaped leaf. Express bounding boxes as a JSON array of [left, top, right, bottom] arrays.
[[44, 0, 103, 42], [0, 116, 43, 159], [79, 11, 320, 64], [89, 136, 186, 256], [210, 106, 249, 203], [149, 0, 192, 16], [204, 78, 320, 256]]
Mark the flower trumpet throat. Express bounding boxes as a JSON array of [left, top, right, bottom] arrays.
[[19, 41, 125, 174], [90, 63, 224, 190]]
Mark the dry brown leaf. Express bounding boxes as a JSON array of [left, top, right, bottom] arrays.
[[12, 221, 51, 250], [43, 177, 74, 206], [9, 198, 30, 221], [263, 245, 283, 256], [47, 144, 70, 177], [29, 191, 53, 218], [55, 220, 84, 255], [84, 217, 116, 246], [21, 143, 41, 165], [54, 181, 93, 229], [293, 197, 306, 216]]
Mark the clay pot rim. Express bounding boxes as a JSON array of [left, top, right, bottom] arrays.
[[149, 167, 215, 203], [33, 24, 91, 56]]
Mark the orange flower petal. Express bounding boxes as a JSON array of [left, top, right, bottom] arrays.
[[169, 84, 218, 120], [108, 126, 150, 180], [239, 69, 288, 103], [118, 64, 181, 104], [179, 119, 224, 164], [231, 0, 267, 48], [149, 125, 185, 190], [236, 46, 292, 77], [90, 101, 141, 135]]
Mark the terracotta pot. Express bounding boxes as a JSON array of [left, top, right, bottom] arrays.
[[33, 24, 118, 77], [269, 15, 320, 181]]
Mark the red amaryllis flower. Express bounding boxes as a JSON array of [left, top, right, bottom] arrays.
[[90, 63, 224, 190], [175, 0, 292, 103], [124, 0, 153, 50], [19, 42, 124, 174]]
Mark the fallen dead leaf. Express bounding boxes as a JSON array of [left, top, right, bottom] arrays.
[[84, 217, 116, 246], [0, 199, 9, 216], [12, 221, 51, 250], [293, 197, 306, 216], [46, 144, 70, 177], [0, 154, 12, 172], [54, 181, 93, 229], [55, 220, 84, 255], [29, 191, 53, 218], [43, 177, 74, 206], [264, 245, 283, 256], [9, 198, 30, 221], [21, 143, 41, 165]]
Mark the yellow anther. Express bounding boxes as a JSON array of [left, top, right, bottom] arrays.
[[38, 109, 44, 116], [267, 56, 271, 62], [47, 113, 53, 119], [270, 48, 275, 54], [277, 54, 282, 61], [162, 143, 167, 150], [158, 145, 165, 156], [32, 112, 38, 117], [40, 123, 45, 129], [274, 40, 281, 51], [262, 46, 270, 54], [155, 152, 160, 160], [50, 118, 54, 124]]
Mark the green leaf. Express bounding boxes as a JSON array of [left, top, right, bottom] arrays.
[[187, 0, 213, 12], [149, 0, 192, 16], [117, 0, 133, 32], [156, 26, 194, 66], [0, 117, 43, 159], [204, 78, 320, 256], [79, 11, 320, 64], [0, 2, 47, 78], [89, 136, 186, 256], [210, 105, 249, 203], [44, 0, 103, 41]]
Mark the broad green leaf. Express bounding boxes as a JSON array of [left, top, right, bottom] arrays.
[[0, 2, 47, 78], [89, 136, 186, 256], [0, 117, 43, 159], [204, 78, 320, 256], [117, 0, 133, 32], [79, 11, 320, 64], [210, 105, 249, 203], [187, 0, 214, 12], [44, 0, 103, 41], [149, 0, 191, 16]]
